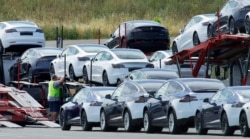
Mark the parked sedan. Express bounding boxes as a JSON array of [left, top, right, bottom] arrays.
[[244, 11, 250, 34], [239, 101, 250, 137], [50, 44, 108, 81], [59, 86, 115, 131], [142, 78, 225, 134], [9, 47, 62, 83], [207, 0, 250, 37], [118, 68, 179, 85], [104, 20, 170, 56], [172, 14, 216, 54], [195, 86, 250, 136], [0, 21, 45, 53], [99, 79, 166, 132], [82, 48, 154, 86], [149, 50, 173, 69]]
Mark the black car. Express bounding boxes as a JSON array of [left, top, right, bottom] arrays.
[[99, 79, 166, 132], [118, 68, 179, 85], [104, 20, 170, 56], [9, 47, 62, 83], [207, 0, 250, 37], [195, 86, 250, 136]]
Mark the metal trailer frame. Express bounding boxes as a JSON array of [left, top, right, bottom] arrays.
[[170, 34, 250, 86]]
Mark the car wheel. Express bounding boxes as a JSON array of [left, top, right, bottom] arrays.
[[82, 67, 89, 84], [100, 110, 111, 131], [102, 71, 110, 86], [207, 24, 213, 38], [81, 111, 92, 131], [168, 110, 179, 134], [221, 113, 234, 136], [245, 16, 250, 34], [172, 42, 178, 55], [143, 110, 153, 133], [69, 65, 77, 81], [240, 112, 250, 137], [124, 110, 136, 132], [27, 67, 34, 83], [195, 112, 208, 135], [59, 110, 71, 131], [193, 32, 200, 46], [229, 18, 237, 35]]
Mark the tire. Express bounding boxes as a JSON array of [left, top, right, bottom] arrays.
[[221, 113, 234, 136], [102, 71, 110, 86], [245, 16, 250, 34], [207, 24, 213, 38], [168, 110, 180, 134], [82, 67, 89, 84], [81, 111, 92, 131], [195, 112, 208, 135], [123, 110, 134, 132], [229, 18, 237, 35], [172, 42, 178, 55], [193, 32, 200, 46], [240, 112, 250, 137], [69, 65, 77, 81], [59, 110, 71, 131], [143, 111, 154, 133], [100, 110, 110, 131], [27, 67, 34, 83]]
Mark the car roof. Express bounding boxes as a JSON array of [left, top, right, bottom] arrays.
[[111, 48, 142, 52], [2, 21, 38, 27], [73, 44, 108, 47], [168, 78, 221, 83], [123, 20, 162, 27]]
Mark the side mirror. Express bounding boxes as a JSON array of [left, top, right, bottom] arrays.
[[179, 29, 184, 34], [203, 98, 209, 103], [105, 94, 111, 99], [65, 97, 72, 102]]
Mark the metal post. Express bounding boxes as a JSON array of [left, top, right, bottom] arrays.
[[118, 25, 121, 48], [90, 59, 93, 87], [56, 27, 59, 48], [17, 58, 21, 89], [61, 26, 64, 48], [0, 51, 5, 84], [125, 23, 127, 48], [98, 29, 100, 44]]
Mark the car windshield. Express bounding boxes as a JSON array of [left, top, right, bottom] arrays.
[[114, 50, 145, 59], [184, 80, 225, 92], [237, 89, 250, 98], [7, 21, 36, 26], [79, 46, 107, 53]]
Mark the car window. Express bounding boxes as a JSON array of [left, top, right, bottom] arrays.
[[112, 83, 124, 99], [0, 23, 6, 29], [72, 89, 87, 103], [219, 89, 233, 101], [220, 1, 230, 14], [155, 82, 169, 97], [122, 83, 138, 96], [61, 48, 69, 57], [184, 18, 195, 31], [21, 50, 30, 60], [114, 50, 145, 59], [129, 71, 145, 80], [101, 52, 112, 61], [167, 81, 183, 94], [68, 47, 79, 56], [93, 52, 104, 61], [210, 91, 221, 103], [193, 16, 202, 24]]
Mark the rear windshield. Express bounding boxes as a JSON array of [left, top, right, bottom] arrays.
[[7, 21, 36, 26], [40, 49, 61, 55], [114, 50, 145, 59], [80, 46, 107, 53], [184, 80, 225, 92]]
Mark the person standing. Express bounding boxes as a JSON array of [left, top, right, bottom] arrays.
[[48, 74, 64, 122]]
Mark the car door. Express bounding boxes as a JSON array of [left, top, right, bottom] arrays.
[[178, 17, 196, 50], [66, 89, 87, 124], [91, 51, 104, 83], [105, 83, 125, 126], [218, 1, 231, 31], [21, 49, 33, 77], [202, 90, 224, 128], [54, 47, 69, 77]]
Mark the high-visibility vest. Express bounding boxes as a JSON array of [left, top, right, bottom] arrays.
[[48, 81, 61, 98]]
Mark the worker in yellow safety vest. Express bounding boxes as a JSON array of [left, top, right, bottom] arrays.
[[48, 74, 65, 122]]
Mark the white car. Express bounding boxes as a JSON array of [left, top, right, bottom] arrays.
[[82, 48, 154, 86], [149, 50, 172, 69], [172, 14, 216, 54], [50, 44, 108, 81], [0, 21, 45, 53], [239, 99, 250, 137]]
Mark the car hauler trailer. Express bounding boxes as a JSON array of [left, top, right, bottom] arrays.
[[170, 34, 250, 86]]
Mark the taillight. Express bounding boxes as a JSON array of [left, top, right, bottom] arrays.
[[112, 64, 125, 68], [179, 95, 198, 102], [5, 29, 17, 33], [77, 56, 90, 61], [146, 64, 154, 68], [231, 102, 245, 108], [135, 96, 148, 103], [202, 22, 209, 26], [90, 101, 103, 106], [36, 29, 44, 33]]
